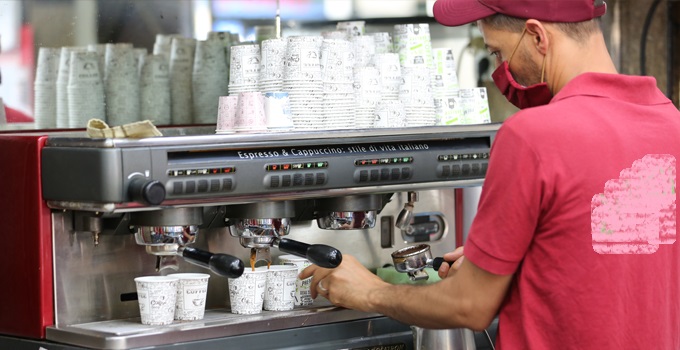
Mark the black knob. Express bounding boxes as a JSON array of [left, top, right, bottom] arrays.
[[128, 176, 165, 205], [432, 257, 445, 271]]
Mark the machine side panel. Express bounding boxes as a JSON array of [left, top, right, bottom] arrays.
[[0, 135, 54, 338], [42, 148, 123, 203]]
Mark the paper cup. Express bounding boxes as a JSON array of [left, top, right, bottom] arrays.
[[167, 273, 210, 321], [228, 267, 268, 314], [234, 92, 267, 131], [264, 92, 293, 130], [217, 95, 239, 131], [134, 276, 178, 325], [277, 255, 314, 306], [264, 265, 298, 311]]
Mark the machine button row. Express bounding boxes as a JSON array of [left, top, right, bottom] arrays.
[[171, 177, 234, 195], [355, 167, 412, 183], [438, 162, 488, 178], [267, 172, 327, 188]]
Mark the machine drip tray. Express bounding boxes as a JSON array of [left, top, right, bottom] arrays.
[[46, 301, 407, 349]]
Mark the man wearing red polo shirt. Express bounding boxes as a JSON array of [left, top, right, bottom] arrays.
[[301, 0, 680, 348]]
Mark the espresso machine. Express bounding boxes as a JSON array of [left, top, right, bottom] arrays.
[[0, 124, 498, 349]]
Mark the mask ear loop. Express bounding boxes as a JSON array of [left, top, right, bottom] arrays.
[[540, 52, 547, 83], [507, 28, 527, 67]]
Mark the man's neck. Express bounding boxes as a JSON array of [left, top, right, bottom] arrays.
[[548, 32, 618, 94]]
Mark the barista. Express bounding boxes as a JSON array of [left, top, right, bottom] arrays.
[[301, 0, 680, 348]]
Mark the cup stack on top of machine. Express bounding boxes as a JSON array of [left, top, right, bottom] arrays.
[[139, 54, 172, 125], [336, 20, 366, 38], [105, 43, 140, 126], [371, 53, 402, 101], [369, 32, 393, 54], [431, 48, 461, 125], [55, 47, 84, 128], [399, 66, 436, 126], [67, 51, 106, 128], [87, 44, 107, 82], [393, 23, 436, 127], [192, 39, 229, 124], [228, 44, 261, 95], [283, 36, 324, 130], [320, 38, 356, 129], [33, 47, 61, 129], [258, 38, 287, 93], [169, 37, 196, 125], [353, 66, 382, 129]]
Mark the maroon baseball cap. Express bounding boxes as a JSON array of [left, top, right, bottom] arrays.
[[433, 0, 607, 27]]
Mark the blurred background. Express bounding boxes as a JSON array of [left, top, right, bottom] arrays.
[[0, 0, 678, 129]]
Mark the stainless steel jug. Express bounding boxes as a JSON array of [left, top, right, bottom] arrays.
[[412, 326, 476, 350]]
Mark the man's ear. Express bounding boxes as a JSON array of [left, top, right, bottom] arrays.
[[524, 19, 550, 55]]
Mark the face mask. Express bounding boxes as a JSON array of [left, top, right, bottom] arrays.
[[491, 29, 552, 109]]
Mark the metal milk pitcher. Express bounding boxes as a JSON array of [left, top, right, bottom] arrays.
[[412, 326, 476, 350]]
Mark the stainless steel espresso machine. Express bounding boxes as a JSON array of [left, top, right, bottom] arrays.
[[0, 124, 498, 349]]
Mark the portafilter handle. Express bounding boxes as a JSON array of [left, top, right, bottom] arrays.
[[273, 238, 343, 268], [181, 246, 245, 278]]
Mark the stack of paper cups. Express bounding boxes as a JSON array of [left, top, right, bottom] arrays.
[[105, 43, 140, 126], [193, 40, 228, 124], [351, 35, 375, 73], [372, 53, 401, 101], [67, 51, 106, 128], [56, 47, 85, 128], [400, 66, 436, 127], [353, 66, 381, 129], [336, 21, 365, 38], [34, 47, 61, 129], [369, 32, 393, 54], [458, 88, 492, 125], [320, 38, 356, 130], [432, 48, 461, 125], [259, 38, 286, 93], [140, 54, 171, 125], [228, 44, 261, 94], [133, 48, 148, 77], [87, 44, 106, 84], [394, 23, 438, 102], [283, 36, 324, 130], [169, 37, 196, 125], [208, 31, 237, 88], [153, 34, 181, 66]]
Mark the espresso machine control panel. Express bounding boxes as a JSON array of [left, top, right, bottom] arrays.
[[41, 124, 498, 212]]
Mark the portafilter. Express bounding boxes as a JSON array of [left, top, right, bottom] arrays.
[[227, 201, 343, 269], [391, 244, 446, 281], [130, 207, 244, 278]]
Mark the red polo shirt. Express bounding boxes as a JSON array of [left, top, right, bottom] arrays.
[[465, 73, 680, 349]]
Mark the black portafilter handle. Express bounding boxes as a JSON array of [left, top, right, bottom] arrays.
[[276, 238, 343, 269], [182, 246, 245, 278], [432, 257, 446, 271]]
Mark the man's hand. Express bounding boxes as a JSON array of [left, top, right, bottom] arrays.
[[437, 246, 465, 279], [299, 254, 389, 313]]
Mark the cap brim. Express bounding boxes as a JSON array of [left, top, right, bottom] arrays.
[[433, 0, 497, 27]]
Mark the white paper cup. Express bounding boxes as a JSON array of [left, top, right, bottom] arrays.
[[277, 255, 314, 306], [264, 92, 293, 130], [134, 276, 179, 325], [264, 265, 298, 311], [228, 267, 268, 314], [167, 273, 210, 321]]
